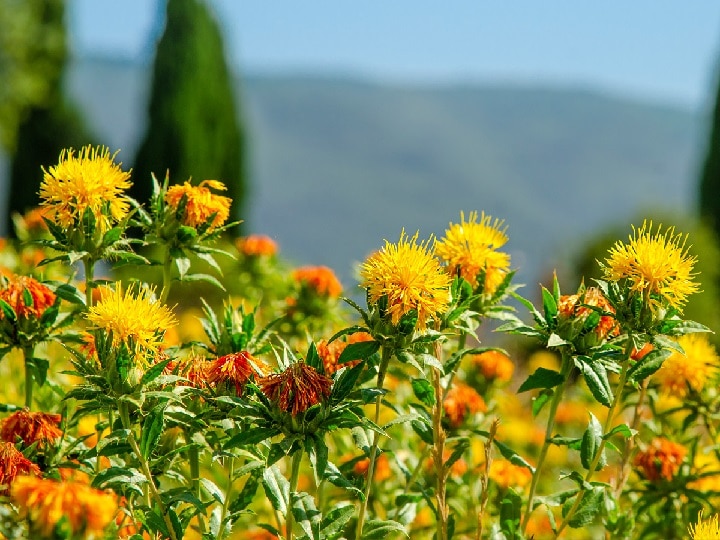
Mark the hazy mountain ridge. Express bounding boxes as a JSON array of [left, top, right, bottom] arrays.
[[1, 56, 705, 290]]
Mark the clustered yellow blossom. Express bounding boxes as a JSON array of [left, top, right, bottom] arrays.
[[603, 221, 699, 310], [85, 285, 177, 363], [360, 231, 451, 330], [435, 211, 511, 294], [655, 333, 718, 397], [39, 145, 131, 233], [11, 475, 118, 539], [165, 179, 232, 230], [690, 512, 720, 540]]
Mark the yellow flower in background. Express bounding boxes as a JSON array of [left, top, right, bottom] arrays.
[[11, 475, 117, 539], [86, 285, 176, 363], [603, 221, 699, 310], [39, 146, 131, 233], [690, 512, 720, 540], [655, 333, 719, 397], [360, 230, 451, 330], [165, 179, 232, 230], [489, 459, 533, 490], [435, 211, 511, 294]]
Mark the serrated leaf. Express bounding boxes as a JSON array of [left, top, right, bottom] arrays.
[[337, 340, 380, 365], [291, 491, 322, 540], [331, 360, 365, 403], [542, 286, 558, 326], [576, 359, 612, 407], [361, 519, 408, 540], [565, 486, 604, 528], [580, 413, 605, 470], [263, 465, 289, 515], [494, 440, 535, 472], [141, 358, 172, 386], [411, 378, 435, 406], [181, 273, 226, 291], [627, 348, 670, 384], [518, 367, 564, 393], [320, 504, 354, 540], [139, 404, 166, 460], [532, 388, 554, 417], [226, 426, 280, 448]]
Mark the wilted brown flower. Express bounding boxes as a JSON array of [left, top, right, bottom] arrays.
[[259, 362, 333, 416], [207, 351, 269, 395]]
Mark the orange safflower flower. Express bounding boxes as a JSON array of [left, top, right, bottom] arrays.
[[472, 350, 514, 383], [19, 207, 52, 232], [165, 179, 232, 230], [557, 286, 619, 341], [634, 437, 686, 482], [236, 234, 278, 257], [631, 342, 653, 361], [11, 475, 118, 539], [0, 442, 40, 494], [443, 383, 487, 428], [353, 452, 392, 482], [292, 266, 343, 298], [207, 351, 269, 395], [1, 409, 62, 448], [0, 275, 56, 320], [425, 449, 468, 478], [489, 459, 533, 490], [164, 354, 210, 388], [259, 362, 333, 416], [316, 332, 372, 375]]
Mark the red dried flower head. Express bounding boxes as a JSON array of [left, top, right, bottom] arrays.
[[164, 354, 210, 388], [0, 275, 56, 320], [207, 351, 269, 395], [1, 409, 62, 448], [236, 234, 278, 257], [0, 442, 40, 494], [259, 362, 333, 416], [292, 266, 343, 298], [443, 383, 487, 428], [634, 437, 686, 482]]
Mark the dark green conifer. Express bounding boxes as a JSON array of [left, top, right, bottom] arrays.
[[132, 0, 245, 233]]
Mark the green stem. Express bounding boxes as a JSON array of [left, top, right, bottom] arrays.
[[555, 339, 634, 538], [220, 457, 235, 540], [118, 401, 178, 540], [520, 351, 573, 533], [83, 258, 95, 309], [355, 345, 393, 539], [432, 365, 448, 540], [286, 450, 303, 540], [22, 346, 34, 409], [160, 246, 174, 304], [188, 443, 207, 534]]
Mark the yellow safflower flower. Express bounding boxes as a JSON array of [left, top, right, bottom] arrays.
[[360, 230, 451, 330], [655, 333, 718, 397], [603, 221, 699, 311], [39, 146, 131, 233], [690, 512, 720, 540], [435, 211, 511, 294], [165, 179, 232, 230], [86, 285, 176, 363]]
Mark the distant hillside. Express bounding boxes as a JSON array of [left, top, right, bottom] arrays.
[[0, 56, 706, 293]]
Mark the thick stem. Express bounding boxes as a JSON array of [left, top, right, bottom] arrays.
[[355, 346, 393, 539], [432, 365, 448, 540], [188, 443, 207, 534], [83, 258, 95, 309], [520, 351, 573, 532], [118, 401, 178, 540], [555, 339, 634, 538], [22, 346, 35, 409], [286, 450, 303, 540], [160, 246, 174, 304]]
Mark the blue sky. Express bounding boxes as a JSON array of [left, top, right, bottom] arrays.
[[70, 1, 720, 109]]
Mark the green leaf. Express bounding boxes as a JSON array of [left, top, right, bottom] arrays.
[[229, 469, 262, 513], [263, 465, 289, 515], [0, 299, 16, 322], [306, 342, 323, 372], [175, 257, 191, 279], [361, 519, 408, 539], [337, 340, 380, 364], [494, 440, 535, 473], [27, 357, 49, 387], [532, 388, 554, 417], [547, 333, 570, 348], [499, 488, 522, 538], [627, 348, 670, 384], [518, 367, 565, 393], [330, 360, 365, 403], [580, 413, 605, 470], [445, 439, 470, 472], [319, 504, 354, 540], [565, 486, 604, 528], [226, 426, 280, 448], [576, 359, 612, 407], [604, 423, 637, 440], [541, 286, 558, 326], [140, 358, 172, 386], [53, 283, 86, 305], [181, 273, 226, 291], [307, 435, 329, 483], [139, 404, 166, 460], [291, 491, 322, 540], [411, 378, 435, 406], [101, 227, 122, 246]]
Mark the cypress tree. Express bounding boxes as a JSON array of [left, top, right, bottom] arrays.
[[700, 65, 720, 238], [132, 0, 245, 233], [5, 0, 92, 234]]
